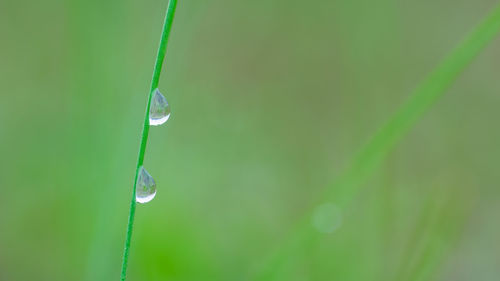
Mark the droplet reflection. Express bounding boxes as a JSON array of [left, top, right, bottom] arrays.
[[311, 203, 342, 234], [136, 166, 157, 203], [149, 88, 171, 126]]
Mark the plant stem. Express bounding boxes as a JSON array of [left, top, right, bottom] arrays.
[[120, 1, 177, 280]]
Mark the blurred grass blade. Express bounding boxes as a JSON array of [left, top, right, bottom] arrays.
[[393, 187, 471, 281], [327, 2, 500, 206], [252, 3, 500, 280]]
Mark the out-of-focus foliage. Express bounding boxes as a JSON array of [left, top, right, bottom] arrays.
[[1, 0, 500, 280]]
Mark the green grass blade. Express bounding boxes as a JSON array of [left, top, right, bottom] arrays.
[[404, 191, 471, 281], [327, 2, 500, 207], [252, 3, 500, 280], [120, 1, 178, 280]]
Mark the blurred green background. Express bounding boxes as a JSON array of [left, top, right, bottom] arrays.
[[1, 0, 500, 280]]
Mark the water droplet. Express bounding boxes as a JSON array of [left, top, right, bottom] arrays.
[[149, 88, 171, 126], [136, 166, 156, 203], [311, 203, 342, 234]]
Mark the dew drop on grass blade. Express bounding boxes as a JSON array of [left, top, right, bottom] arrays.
[[149, 88, 171, 126], [136, 166, 157, 204]]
